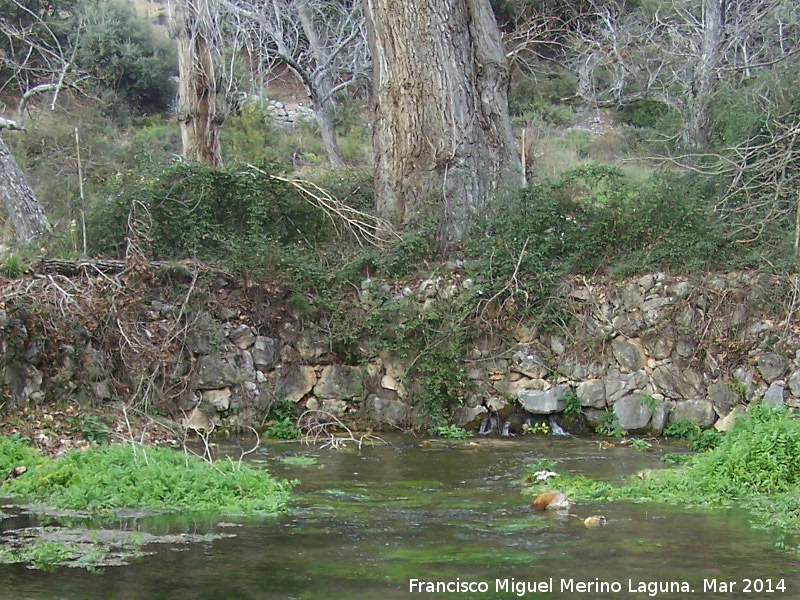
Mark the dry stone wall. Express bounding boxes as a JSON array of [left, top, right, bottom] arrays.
[[3, 270, 799, 436]]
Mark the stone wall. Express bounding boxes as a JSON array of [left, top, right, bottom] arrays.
[[3, 270, 798, 435]]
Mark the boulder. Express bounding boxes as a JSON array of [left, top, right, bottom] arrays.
[[613, 394, 653, 432], [252, 336, 277, 369], [276, 365, 317, 402], [458, 404, 488, 427], [313, 365, 364, 400], [321, 398, 347, 418], [651, 363, 703, 400], [763, 381, 785, 408], [669, 399, 716, 427], [486, 395, 512, 416], [576, 379, 606, 409], [202, 388, 231, 411], [758, 353, 788, 383], [611, 337, 646, 372], [650, 402, 671, 435], [604, 369, 647, 403], [518, 384, 569, 414], [195, 355, 238, 388], [229, 324, 256, 350], [715, 406, 745, 432], [707, 381, 737, 417], [366, 394, 410, 427], [789, 369, 800, 397]]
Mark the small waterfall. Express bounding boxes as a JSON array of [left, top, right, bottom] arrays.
[[500, 419, 512, 437], [548, 416, 570, 437], [478, 415, 499, 436]]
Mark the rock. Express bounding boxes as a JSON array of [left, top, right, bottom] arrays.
[[366, 394, 410, 426], [381, 373, 398, 390], [669, 399, 716, 427], [671, 280, 692, 298], [646, 336, 674, 360], [611, 337, 646, 372], [485, 396, 512, 416], [313, 365, 364, 400], [305, 397, 320, 411], [195, 355, 238, 388], [604, 369, 647, 403], [584, 515, 607, 528], [550, 336, 565, 355], [320, 399, 347, 418], [276, 365, 317, 402], [183, 407, 213, 433], [789, 369, 800, 397], [637, 274, 654, 292], [84, 345, 109, 380], [518, 384, 569, 414], [763, 381, 785, 408], [675, 340, 695, 358], [458, 404, 488, 427], [229, 325, 256, 350], [758, 353, 788, 383], [510, 348, 548, 378], [5, 363, 43, 400], [650, 402, 671, 435], [252, 336, 277, 369], [584, 409, 606, 428], [715, 406, 745, 432], [531, 491, 573, 512], [613, 394, 653, 432], [202, 388, 231, 411], [576, 379, 606, 409], [91, 380, 112, 401], [651, 364, 703, 400], [707, 381, 737, 417], [187, 313, 222, 355]]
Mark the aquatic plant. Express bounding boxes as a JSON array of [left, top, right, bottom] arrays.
[[3, 438, 293, 516], [531, 405, 800, 547], [432, 424, 472, 439]]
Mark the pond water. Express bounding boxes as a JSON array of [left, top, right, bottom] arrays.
[[2, 436, 798, 599]]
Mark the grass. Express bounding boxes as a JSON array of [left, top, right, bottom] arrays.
[[2, 438, 293, 516], [526, 405, 800, 549]]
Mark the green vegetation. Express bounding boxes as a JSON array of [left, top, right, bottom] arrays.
[[630, 438, 652, 452], [528, 406, 800, 548], [264, 400, 300, 440], [432, 424, 472, 440], [1, 436, 293, 516]]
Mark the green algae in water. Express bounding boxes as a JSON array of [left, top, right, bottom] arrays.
[[279, 456, 320, 468]]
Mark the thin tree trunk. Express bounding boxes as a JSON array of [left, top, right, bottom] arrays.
[[363, 0, 522, 244], [0, 135, 49, 242], [683, 0, 724, 151], [175, 0, 224, 167], [296, 0, 346, 169]]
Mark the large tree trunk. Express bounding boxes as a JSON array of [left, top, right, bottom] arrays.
[[0, 135, 49, 242], [175, 0, 224, 167], [683, 0, 725, 151], [296, 0, 346, 169], [363, 0, 522, 243]]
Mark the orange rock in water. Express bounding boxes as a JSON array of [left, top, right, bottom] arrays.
[[531, 491, 574, 511]]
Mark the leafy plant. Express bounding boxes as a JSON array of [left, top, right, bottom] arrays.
[[595, 410, 624, 438], [561, 391, 582, 415], [433, 425, 472, 440], [264, 400, 300, 440], [523, 422, 550, 435], [630, 438, 652, 452], [68, 412, 110, 444]]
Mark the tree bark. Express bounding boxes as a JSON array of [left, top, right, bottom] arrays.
[[296, 0, 346, 169], [0, 135, 49, 242], [363, 0, 522, 243], [175, 0, 224, 167], [683, 0, 725, 151]]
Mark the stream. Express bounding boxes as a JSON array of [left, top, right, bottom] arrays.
[[1, 436, 798, 599]]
